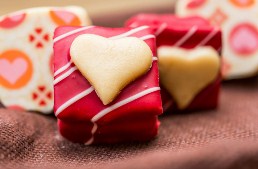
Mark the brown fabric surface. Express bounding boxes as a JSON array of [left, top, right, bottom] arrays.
[[0, 77, 258, 169]]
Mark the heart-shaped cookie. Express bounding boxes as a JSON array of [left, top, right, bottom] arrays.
[[158, 46, 220, 109], [70, 34, 153, 105]]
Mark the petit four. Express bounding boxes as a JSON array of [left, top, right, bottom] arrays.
[[126, 14, 222, 111], [53, 26, 162, 144]]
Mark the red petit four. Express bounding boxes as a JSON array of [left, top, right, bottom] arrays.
[[53, 26, 162, 144], [126, 14, 222, 112]]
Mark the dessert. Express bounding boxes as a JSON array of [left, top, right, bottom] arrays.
[[126, 14, 221, 111], [158, 46, 220, 109], [176, 0, 258, 79], [53, 26, 162, 144], [0, 6, 91, 113]]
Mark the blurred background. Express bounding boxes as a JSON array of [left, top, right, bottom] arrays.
[[0, 0, 175, 26]]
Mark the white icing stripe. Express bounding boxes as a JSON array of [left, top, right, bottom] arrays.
[[128, 22, 139, 28], [85, 123, 98, 145], [174, 26, 198, 47], [196, 28, 219, 47], [91, 123, 98, 133], [109, 26, 149, 40], [53, 67, 78, 85], [91, 87, 160, 122], [84, 137, 94, 145], [155, 23, 167, 36], [152, 57, 158, 61], [53, 26, 95, 43], [55, 87, 94, 116], [139, 35, 155, 41], [54, 61, 73, 77]]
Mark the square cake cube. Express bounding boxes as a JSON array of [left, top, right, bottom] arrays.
[[53, 26, 162, 144]]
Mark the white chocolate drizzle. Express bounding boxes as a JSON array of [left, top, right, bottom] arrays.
[[128, 22, 139, 28], [54, 61, 73, 77], [109, 26, 149, 40], [139, 34, 155, 41], [197, 28, 219, 46], [155, 23, 168, 36], [174, 26, 198, 47], [85, 123, 98, 145], [53, 67, 78, 85], [152, 57, 158, 61], [55, 86, 94, 116]]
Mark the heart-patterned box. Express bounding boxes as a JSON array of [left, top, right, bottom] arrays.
[[126, 14, 222, 112], [0, 6, 91, 113], [53, 26, 162, 144]]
